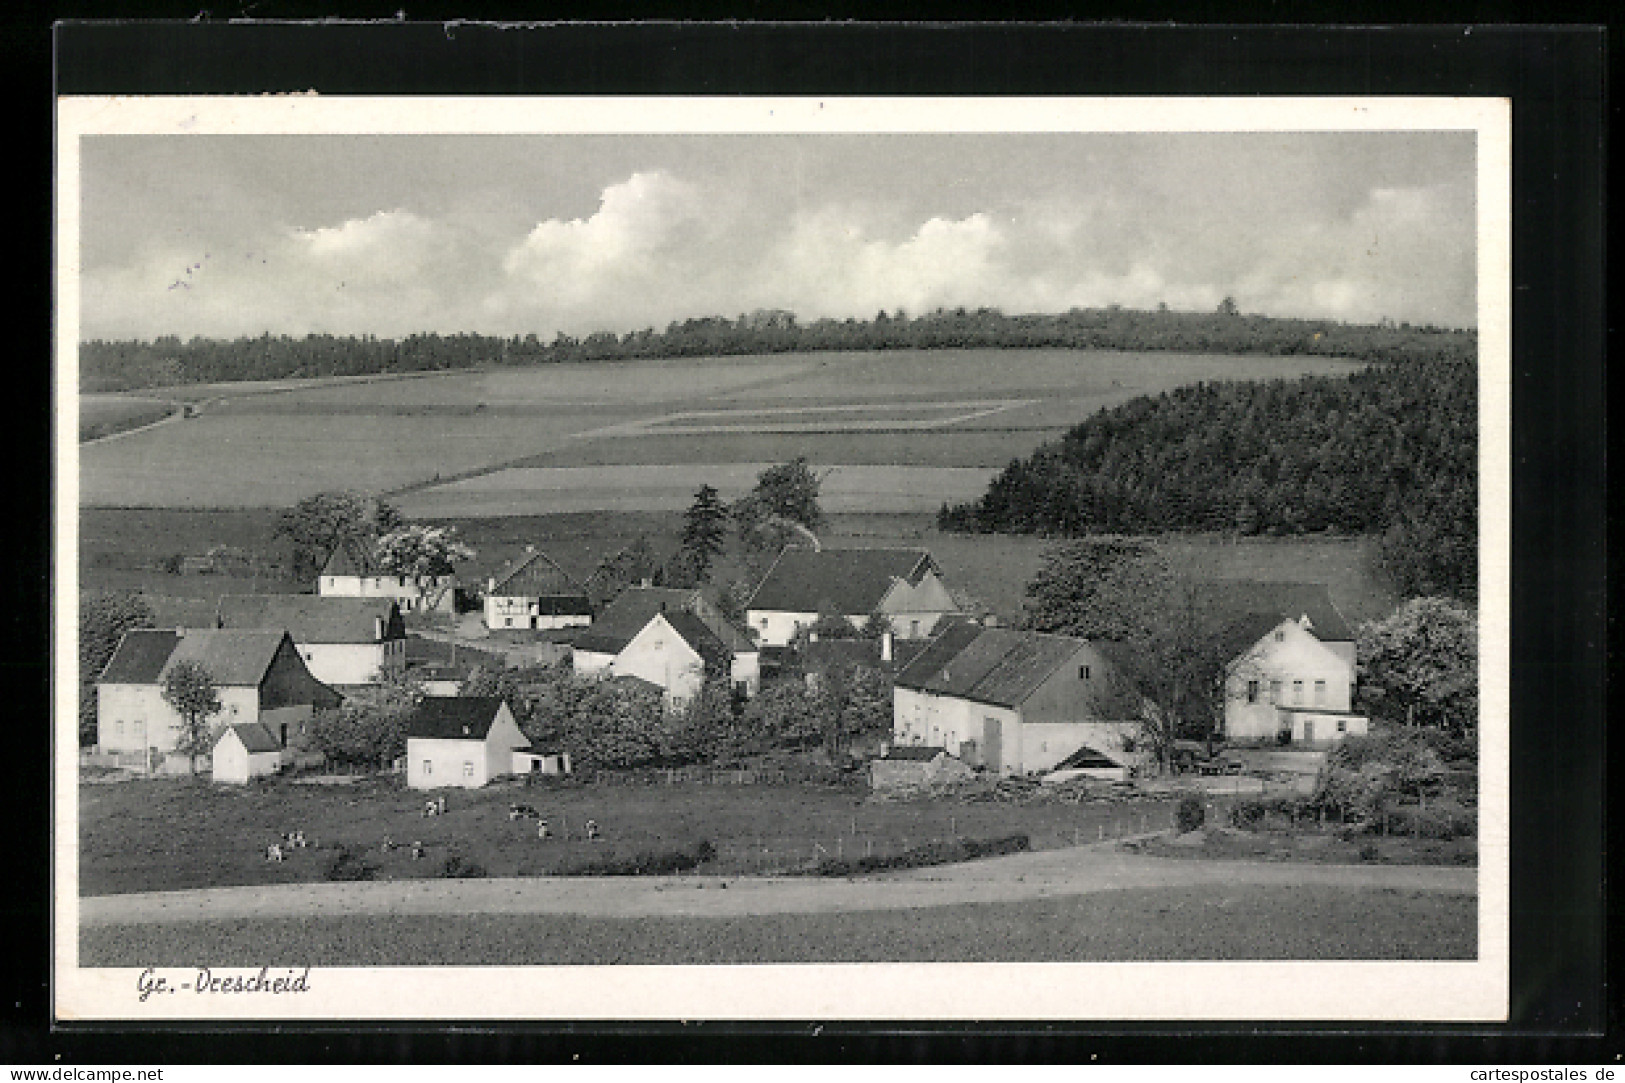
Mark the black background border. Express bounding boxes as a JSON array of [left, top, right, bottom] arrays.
[[15, 17, 1612, 1064]]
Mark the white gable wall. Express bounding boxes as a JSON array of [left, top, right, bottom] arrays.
[[294, 640, 401, 687], [99, 683, 262, 761], [877, 570, 958, 639], [609, 614, 707, 707], [1225, 620, 1356, 741]]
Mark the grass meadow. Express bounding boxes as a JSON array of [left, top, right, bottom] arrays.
[[78, 773, 1181, 897], [80, 884, 1475, 965]]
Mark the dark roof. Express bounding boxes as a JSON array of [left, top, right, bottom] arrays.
[[879, 746, 945, 761], [216, 595, 403, 643], [165, 630, 291, 686], [1192, 581, 1354, 643], [405, 696, 521, 742], [747, 547, 939, 615], [222, 722, 281, 754], [98, 629, 181, 683], [488, 549, 585, 597], [897, 623, 1140, 714], [802, 637, 932, 674], [1052, 744, 1121, 770], [405, 635, 504, 668], [572, 587, 724, 655], [321, 536, 378, 578]]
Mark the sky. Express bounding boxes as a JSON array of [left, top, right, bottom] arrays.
[[77, 132, 1478, 341]]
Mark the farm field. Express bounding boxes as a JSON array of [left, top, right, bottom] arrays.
[[77, 348, 1369, 509], [79, 394, 177, 442], [79, 883, 1475, 965], [78, 773, 1180, 897]]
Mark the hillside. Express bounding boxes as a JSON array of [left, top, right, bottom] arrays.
[[939, 352, 1476, 601]]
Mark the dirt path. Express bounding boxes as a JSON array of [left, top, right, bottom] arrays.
[[79, 844, 1475, 927]]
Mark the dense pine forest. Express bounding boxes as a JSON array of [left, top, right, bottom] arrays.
[[80, 305, 1472, 392], [938, 350, 1477, 600]]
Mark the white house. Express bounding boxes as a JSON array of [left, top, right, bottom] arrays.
[[484, 547, 593, 632], [317, 536, 455, 614], [892, 622, 1146, 777], [745, 547, 959, 647], [1210, 582, 1369, 745], [96, 628, 341, 773], [211, 722, 284, 784], [215, 595, 407, 688], [572, 587, 759, 707], [404, 697, 530, 790]]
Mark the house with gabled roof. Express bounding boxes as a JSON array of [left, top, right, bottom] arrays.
[[405, 696, 530, 789], [1208, 582, 1368, 745], [318, 536, 455, 614], [211, 722, 284, 784], [96, 628, 341, 773], [483, 546, 594, 632], [745, 546, 959, 647], [215, 595, 406, 689], [892, 621, 1145, 777], [572, 586, 759, 706]]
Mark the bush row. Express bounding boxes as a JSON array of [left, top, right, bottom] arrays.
[[809, 833, 1031, 877], [559, 839, 718, 877]]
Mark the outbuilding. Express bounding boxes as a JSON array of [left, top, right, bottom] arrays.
[[212, 722, 284, 784]]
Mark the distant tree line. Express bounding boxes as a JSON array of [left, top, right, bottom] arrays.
[[80, 306, 1474, 392], [940, 349, 1477, 601]]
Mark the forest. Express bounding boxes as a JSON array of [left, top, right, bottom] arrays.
[[938, 349, 1477, 601], [79, 304, 1474, 392]]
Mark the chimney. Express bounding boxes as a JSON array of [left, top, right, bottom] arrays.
[[880, 629, 893, 662]]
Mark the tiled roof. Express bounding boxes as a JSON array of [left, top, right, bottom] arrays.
[[98, 629, 181, 684], [896, 623, 1140, 714], [216, 595, 403, 644], [571, 587, 705, 655], [1192, 581, 1354, 643], [879, 746, 945, 761], [488, 549, 586, 597], [405, 696, 520, 742], [747, 547, 937, 615], [802, 637, 932, 673], [222, 722, 281, 754], [894, 620, 984, 689], [163, 630, 290, 687], [320, 536, 378, 578]]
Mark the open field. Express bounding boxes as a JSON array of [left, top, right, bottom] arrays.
[[79, 882, 1474, 965], [79, 506, 1399, 628], [78, 772, 1183, 897], [78, 348, 1368, 509], [79, 394, 178, 442]]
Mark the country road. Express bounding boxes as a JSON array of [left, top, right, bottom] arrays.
[[79, 843, 1476, 927]]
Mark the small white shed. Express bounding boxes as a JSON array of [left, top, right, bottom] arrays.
[[212, 722, 283, 784]]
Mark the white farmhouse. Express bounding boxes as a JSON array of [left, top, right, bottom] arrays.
[[317, 536, 455, 614], [745, 547, 959, 647], [404, 697, 530, 790], [215, 595, 406, 689], [96, 628, 341, 773], [483, 547, 594, 632], [572, 586, 759, 708]]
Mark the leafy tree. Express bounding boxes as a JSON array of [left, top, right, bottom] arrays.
[[1022, 540, 1235, 769], [308, 669, 423, 769], [160, 660, 221, 774], [809, 661, 893, 757], [373, 523, 476, 580], [1217, 295, 1240, 316], [585, 536, 665, 608], [734, 458, 824, 553], [676, 484, 730, 584], [1357, 597, 1478, 736], [276, 490, 403, 580], [79, 591, 156, 746]]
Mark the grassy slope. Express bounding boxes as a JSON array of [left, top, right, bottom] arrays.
[[79, 884, 1475, 965]]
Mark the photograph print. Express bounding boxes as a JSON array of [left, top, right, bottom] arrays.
[[55, 96, 1508, 1022]]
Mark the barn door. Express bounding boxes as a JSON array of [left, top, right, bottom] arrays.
[[983, 717, 1002, 774]]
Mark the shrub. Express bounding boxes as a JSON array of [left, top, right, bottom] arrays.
[[1175, 795, 1205, 833], [440, 854, 488, 879], [1381, 799, 1476, 840], [324, 846, 377, 882], [1359, 843, 1382, 862], [563, 839, 716, 877], [811, 833, 1029, 877]]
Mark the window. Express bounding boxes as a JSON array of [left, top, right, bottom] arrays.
[[1270, 680, 1282, 704], [422, 760, 432, 776], [1314, 679, 1327, 706], [1292, 680, 1304, 704], [134, 720, 145, 738], [115, 721, 124, 736], [759, 618, 769, 628], [1246, 680, 1259, 704], [1274, 629, 1286, 642], [504, 617, 514, 628], [1079, 665, 1091, 680], [910, 620, 921, 637], [462, 761, 474, 778], [1336, 719, 1347, 734]]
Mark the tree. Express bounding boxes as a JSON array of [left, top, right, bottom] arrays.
[[160, 660, 221, 774], [373, 523, 476, 580], [585, 536, 665, 608], [1023, 540, 1235, 769], [79, 591, 156, 746], [734, 458, 824, 553], [275, 490, 403, 580], [809, 661, 893, 757], [1357, 597, 1478, 736], [308, 669, 423, 769], [676, 484, 730, 584], [1217, 295, 1240, 317]]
